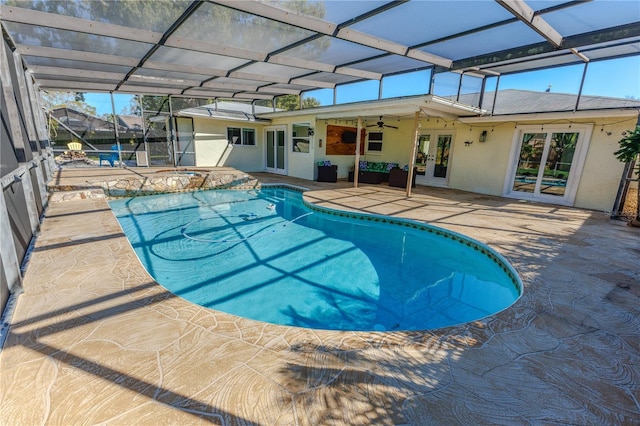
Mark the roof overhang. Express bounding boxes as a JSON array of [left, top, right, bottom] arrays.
[[458, 108, 640, 124], [258, 95, 484, 122], [177, 108, 272, 123]]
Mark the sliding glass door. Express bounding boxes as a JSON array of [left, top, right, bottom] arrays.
[[265, 126, 286, 174], [506, 125, 592, 205]]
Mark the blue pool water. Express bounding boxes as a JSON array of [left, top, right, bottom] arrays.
[[109, 187, 521, 331]]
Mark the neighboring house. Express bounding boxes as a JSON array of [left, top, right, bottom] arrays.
[[117, 115, 144, 131], [50, 107, 117, 143], [50, 108, 147, 157], [50, 108, 140, 143], [174, 91, 639, 214]]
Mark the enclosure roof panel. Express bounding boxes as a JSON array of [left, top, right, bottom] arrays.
[[1, 0, 638, 101]]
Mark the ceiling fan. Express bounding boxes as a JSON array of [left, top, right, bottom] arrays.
[[366, 116, 398, 130]]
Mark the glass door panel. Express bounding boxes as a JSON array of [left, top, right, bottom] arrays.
[[512, 132, 546, 193], [434, 135, 451, 178], [265, 126, 286, 174], [266, 131, 275, 169], [276, 130, 285, 169], [415, 135, 429, 175], [539, 132, 578, 196], [416, 132, 453, 186]]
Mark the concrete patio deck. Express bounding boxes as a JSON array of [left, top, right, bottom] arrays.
[[1, 166, 638, 425]]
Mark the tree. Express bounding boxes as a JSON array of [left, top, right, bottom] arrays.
[[614, 125, 640, 226], [276, 95, 300, 111], [303, 97, 321, 109], [549, 132, 578, 174], [40, 91, 97, 116], [275, 95, 321, 111]]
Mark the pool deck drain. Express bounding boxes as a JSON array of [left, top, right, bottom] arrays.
[[1, 166, 639, 425]]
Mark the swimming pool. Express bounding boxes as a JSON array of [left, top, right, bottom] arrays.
[[110, 187, 521, 331]]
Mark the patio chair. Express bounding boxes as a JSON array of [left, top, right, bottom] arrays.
[[65, 141, 86, 159], [99, 145, 119, 167], [67, 141, 82, 151], [317, 161, 337, 182], [388, 166, 416, 188]]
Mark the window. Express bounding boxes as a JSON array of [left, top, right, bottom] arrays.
[[292, 122, 312, 153], [227, 127, 255, 146], [367, 132, 383, 152]]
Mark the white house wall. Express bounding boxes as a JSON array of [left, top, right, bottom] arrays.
[[191, 107, 636, 213], [314, 117, 419, 180], [448, 125, 513, 196], [446, 116, 636, 212], [269, 114, 319, 181], [193, 117, 263, 171], [574, 117, 637, 212]]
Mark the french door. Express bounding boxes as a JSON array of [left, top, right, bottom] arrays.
[[415, 132, 454, 187], [265, 126, 286, 174], [505, 125, 592, 205]]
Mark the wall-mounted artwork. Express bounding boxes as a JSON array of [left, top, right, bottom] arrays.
[[326, 125, 366, 155]]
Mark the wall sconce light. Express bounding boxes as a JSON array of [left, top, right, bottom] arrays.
[[308, 128, 314, 136], [479, 130, 487, 142], [464, 140, 473, 147], [318, 138, 323, 147]]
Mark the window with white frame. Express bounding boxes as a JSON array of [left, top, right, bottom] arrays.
[[367, 132, 383, 152], [227, 127, 256, 146], [292, 122, 312, 153]]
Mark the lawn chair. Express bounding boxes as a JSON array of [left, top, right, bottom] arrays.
[[67, 141, 82, 151], [99, 145, 119, 167], [66, 141, 86, 159]]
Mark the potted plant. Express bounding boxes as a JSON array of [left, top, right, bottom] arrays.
[[614, 125, 640, 227]]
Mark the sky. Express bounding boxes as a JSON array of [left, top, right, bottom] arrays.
[[85, 55, 640, 116], [84, 93, 135, 117]]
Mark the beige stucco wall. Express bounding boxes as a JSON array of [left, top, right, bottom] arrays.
[[193, 117, 264, 171], [192, 108, 637, 212], [268, 114, 317, 180], [313, 116, 419, 179], [573, 117, 637, 211], [446, 116, 636, 212], [447, 125, 514, 195]]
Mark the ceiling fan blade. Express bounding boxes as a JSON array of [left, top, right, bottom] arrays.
[[385, 124, 399, 129]]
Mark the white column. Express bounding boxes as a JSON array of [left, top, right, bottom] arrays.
[[406, 111, 420, 197], [353, 117, 363, 188]]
